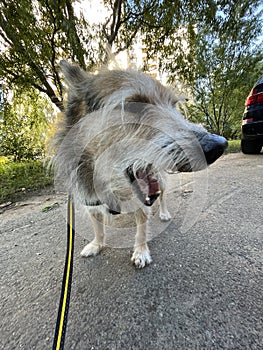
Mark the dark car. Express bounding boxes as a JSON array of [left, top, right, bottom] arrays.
[[241, 74, 263, 154]]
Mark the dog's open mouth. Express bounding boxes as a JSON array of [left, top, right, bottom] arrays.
[[126, 165, 161, 206]]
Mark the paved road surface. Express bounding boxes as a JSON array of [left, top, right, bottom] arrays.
[[1, 153, 262, 349]]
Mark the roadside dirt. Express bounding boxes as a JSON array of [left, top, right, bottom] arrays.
[[1, 152, 263, 350], [0, 186, 66, 219]]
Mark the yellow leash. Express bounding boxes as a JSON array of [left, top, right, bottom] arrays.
[[52, 195, 75, 350]]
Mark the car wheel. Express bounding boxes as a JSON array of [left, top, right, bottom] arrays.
[[241, 139, 262, 154]]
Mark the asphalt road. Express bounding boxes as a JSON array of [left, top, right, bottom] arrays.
[[0, 153, 262, 350]]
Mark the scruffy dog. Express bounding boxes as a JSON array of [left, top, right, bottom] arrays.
[[53, 60, 227, 268]]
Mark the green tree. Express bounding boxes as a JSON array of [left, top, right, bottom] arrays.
[[188, 1, 263, 138], [0, 0, 92, 111], [0, 0, 157, 111], [0, 89, 54, 161], [143, 0, 263, 138], [0, 0, 157, 159], [0, 0, 262, 138]]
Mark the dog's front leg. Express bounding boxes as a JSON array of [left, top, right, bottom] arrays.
[[159, 191, 172, 222], [131, 208, 152, 268], [81, 210, 105, 257]]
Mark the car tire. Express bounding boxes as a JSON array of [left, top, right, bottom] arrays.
[[241, 139, 262, 154]]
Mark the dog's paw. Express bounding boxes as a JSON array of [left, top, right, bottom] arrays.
[[80, 241, 102, 257], [159, 210, 172, 221], [131, 244, 152, 268]]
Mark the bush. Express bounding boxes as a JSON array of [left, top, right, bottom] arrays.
[[0, 160, 53, 203]]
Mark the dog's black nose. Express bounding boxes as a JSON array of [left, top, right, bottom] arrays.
[[200, 134, 228, 165]]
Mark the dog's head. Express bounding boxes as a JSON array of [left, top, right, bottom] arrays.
[[56, 61, 227, 209]]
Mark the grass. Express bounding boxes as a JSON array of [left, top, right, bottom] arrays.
[[0, 139, 241, 204], [225, 140, 241, 153], [0, 159, 53, 204]]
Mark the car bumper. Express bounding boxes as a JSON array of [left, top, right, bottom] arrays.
[[242, 121, 263, 140]]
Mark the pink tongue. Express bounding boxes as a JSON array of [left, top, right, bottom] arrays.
[[136, 171, 160, 196], [148, 178, 160, 195]]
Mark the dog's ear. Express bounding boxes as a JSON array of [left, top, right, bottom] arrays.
[[60, 60, 87, 88]]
